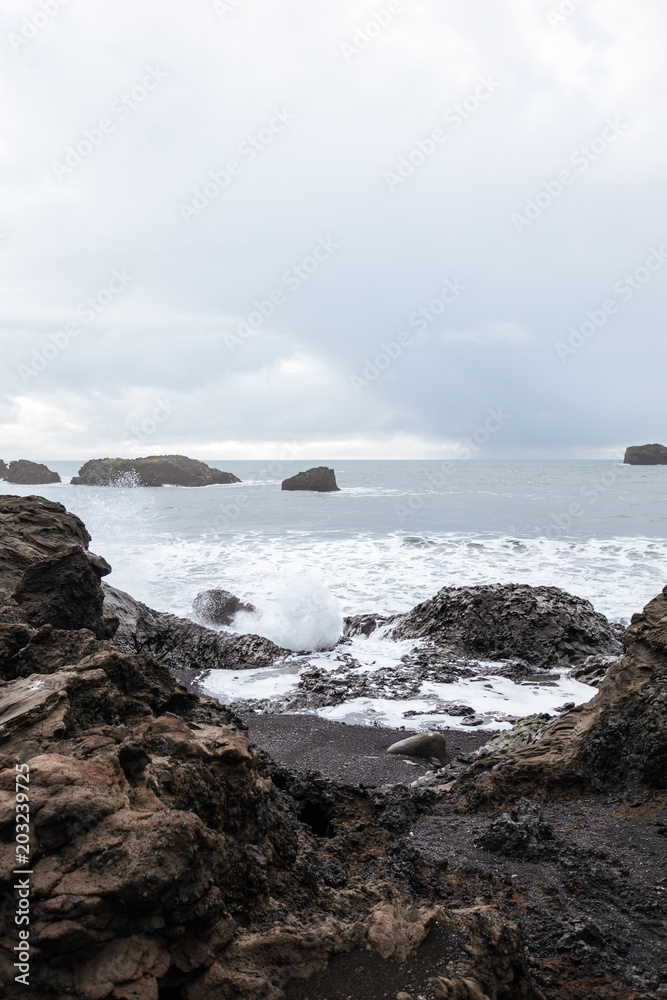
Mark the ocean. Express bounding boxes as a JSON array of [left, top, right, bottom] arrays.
[[5, 459, 666, 731]]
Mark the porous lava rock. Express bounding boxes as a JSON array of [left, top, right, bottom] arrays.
[[0, 460, 61, 485], [624, 443, 667, 465], [71, 455, 241, 487], [389, 583, 622, 671], [281, 467, 340, 492], [193, 588, 256, 626], [451, 584, 667, 809]]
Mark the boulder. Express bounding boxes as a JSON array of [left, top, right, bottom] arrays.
[[71, 455, 241, 487], [193, 588, 256, 626], [389, 583, 622, 671], [0, 459, 61, 484], [386, 732, 448, 759], [281, 467, 340, 492], [0, 495, 91, 595], [623, 443, 667, 465]]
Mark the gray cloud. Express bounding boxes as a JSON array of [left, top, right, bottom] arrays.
[[1, 0, 666, 459]]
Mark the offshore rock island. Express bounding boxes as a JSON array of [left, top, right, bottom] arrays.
[[71, 455, 241, 487], [0, 495, 665, 1000], [624, 443, 667, 465], [0, 460, 61, 485]]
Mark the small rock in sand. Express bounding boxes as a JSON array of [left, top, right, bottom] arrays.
[[386, 732, 448, 759]]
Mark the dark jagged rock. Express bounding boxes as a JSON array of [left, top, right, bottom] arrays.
[[476, 798, 554, 859], [13, 546, 117, 639], [104, 583, 289, 672], [0, 495, 91, 595], [71, 454, 241, 487], [624, 443, 667, 465], [193, 588, 256, 626], [0, 459, 61, 484], [281, 466, 340, 492], [389, 583, 622, 671], [451, 585, 667, 810]]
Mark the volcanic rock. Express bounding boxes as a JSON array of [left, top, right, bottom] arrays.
[[389, 583, 622, 671], [281, 467, 340, 492], [387, 732, 448, 759], [0, 459, 61, 484], [624, 443, 667, 465], [0, 494, 92, 595], [193, 588, 256, 626], [104, 582, 288, 672], [452, 584, 667, 809], [71, 454, 241, 487], [476, 798, 554, 859], [13, 546, 117, 639]]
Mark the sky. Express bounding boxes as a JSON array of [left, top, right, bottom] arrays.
[[1, 0, 666, 461]]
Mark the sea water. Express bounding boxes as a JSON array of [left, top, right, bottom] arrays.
[[5, 459, 666, 730]]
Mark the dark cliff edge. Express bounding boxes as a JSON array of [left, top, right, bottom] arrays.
[[0, 495, 665, 999]]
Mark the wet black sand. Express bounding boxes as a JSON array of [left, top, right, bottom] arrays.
[[242, 713, 493, 786]]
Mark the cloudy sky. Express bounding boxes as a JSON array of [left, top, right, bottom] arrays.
[[1, 0, 666, 460]]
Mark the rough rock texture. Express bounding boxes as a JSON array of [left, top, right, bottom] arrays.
[[193, 589, 256, 627], [624, 443, 667, 465], [71, 455, 241, 487], [448, 585, 667, 809], [14, 546, 117, 640], [281, 467, 340, 492], [0, 460, 61, 485], [104, 583, 291, 672], [388, 584, 623, 671], [0, 495, 91, 595]]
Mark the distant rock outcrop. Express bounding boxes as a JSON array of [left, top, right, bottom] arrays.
[[281, 466, 340, 492], [71, 454, 241, 487], [193, 588, 256, 626], [0, 459, 61, 484], [624, 443, 667, 465]]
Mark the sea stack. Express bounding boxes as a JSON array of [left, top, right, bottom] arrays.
[[71, 455, 241, 487], [0, 459, 61, 484], [281, 466, 340, 492], [624, 443, 667, 465]]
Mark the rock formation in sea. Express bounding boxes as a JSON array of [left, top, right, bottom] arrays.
[[1, 494, 665, 999], [71, 455, 241, 487], [281, 466, 340, 491], [0, 460, 61, 484], [192, 588, 256, 626], [624, 443, 667, 465]]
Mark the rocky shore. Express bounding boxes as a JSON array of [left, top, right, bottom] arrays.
[[0, 495, 665, 999]]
